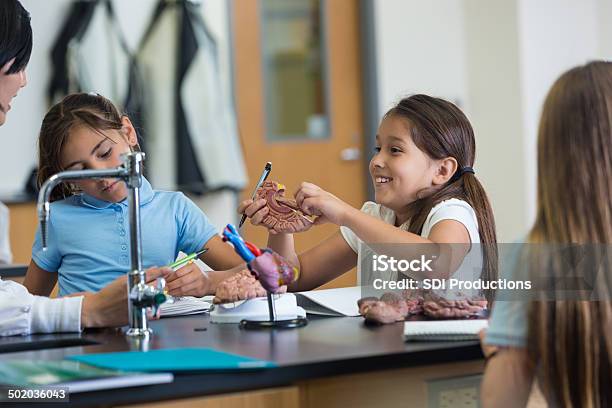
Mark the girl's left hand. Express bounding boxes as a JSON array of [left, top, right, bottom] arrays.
[[294, 182, 353, 226]]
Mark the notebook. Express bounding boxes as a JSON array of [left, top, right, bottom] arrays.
[[404, 319, 488, 341], [159, 296, 211, 317], [295, 286, 362, 317], [0, 360, 173, 393], [68, 348, 276, 372]]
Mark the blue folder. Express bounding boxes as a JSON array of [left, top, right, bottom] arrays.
[[68, 348, 276, 372]]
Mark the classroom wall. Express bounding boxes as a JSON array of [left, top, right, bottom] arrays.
[[463, 0, 526, 242], [374, 0, 469, 113], [0, 0, 237, 233], [372, 0, 612, 242]]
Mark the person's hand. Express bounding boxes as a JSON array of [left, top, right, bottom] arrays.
[[165, 262, 212, 297], [238, 197, 274, 229], [238, 197, 314, 234], [295, 182, 354, 226], [80, 267, 171, 328]]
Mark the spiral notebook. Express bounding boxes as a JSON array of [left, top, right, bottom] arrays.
[[404, 319, 488, 341]]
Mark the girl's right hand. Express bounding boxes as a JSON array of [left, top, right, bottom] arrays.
[[238, 198, 272, 229], [237, 198, 310, 234]]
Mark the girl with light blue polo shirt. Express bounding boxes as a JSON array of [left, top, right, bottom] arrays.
[[23, 93, 243, 297], [481, 62, 612, 407]]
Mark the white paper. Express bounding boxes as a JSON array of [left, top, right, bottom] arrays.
[[296, 286, 362, 317]]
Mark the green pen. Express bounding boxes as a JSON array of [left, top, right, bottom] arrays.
[[169, 249, 208, 269]]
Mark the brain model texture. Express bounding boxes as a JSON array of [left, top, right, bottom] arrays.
[[255, 181, 313, 233], [213, 269, 288, 304], [422, 292, 488, 319], [358, 290, 487, 324]]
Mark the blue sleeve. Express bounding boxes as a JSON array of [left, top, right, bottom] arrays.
[[485, 243, 530, 348], [485, 299, 528, 347], [175, 193, 218, 254], [31, 223, 62, 273]]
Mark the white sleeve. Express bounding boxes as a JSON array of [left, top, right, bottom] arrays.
[[0, 278, 83, 336], [0, 202, 12, 263], [422, 200, 480, 243], [340, 202, 380, 252]]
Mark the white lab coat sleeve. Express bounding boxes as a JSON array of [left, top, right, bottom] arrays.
[[0, 278, 83, 336], [0, 202, 13, 263]]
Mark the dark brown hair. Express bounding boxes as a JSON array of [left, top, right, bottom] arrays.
[[37, 93, 127, 201], [387, 94, 498, 301], [0, 0, 32, 74], [528, 61, 612, 407]]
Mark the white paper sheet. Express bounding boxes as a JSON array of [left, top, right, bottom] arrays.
[[296, 286, 362, 317]]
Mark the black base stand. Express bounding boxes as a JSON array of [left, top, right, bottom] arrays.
[[239, 317, 308, 330], [239, 292, 308, 330]]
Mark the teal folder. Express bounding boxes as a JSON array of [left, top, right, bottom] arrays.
[[68, 348, 276, 372]]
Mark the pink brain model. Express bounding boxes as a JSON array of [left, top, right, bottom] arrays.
[[422, 292, 488, 319], [213, 269, 287, 304], [358, 290, 487, 324], [255, 181, 313, 233]]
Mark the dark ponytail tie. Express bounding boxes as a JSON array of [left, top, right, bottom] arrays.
[[450, 166, 475, 183]]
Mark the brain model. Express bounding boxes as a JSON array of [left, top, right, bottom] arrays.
[[422, 292, 488, 319], [358, 291, 424, 324], [213, 269, 287, 304], [358, 290, 487, 324], [255, 181, 313, 233]]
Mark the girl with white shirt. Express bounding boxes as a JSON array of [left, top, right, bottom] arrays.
[[240, 94, 498, 300]]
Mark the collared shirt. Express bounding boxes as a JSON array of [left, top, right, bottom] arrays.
[[0, 278, 82, 336], [32, 177, 217, 296]]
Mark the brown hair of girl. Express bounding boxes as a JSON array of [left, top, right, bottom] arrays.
[[387, 94, 498, 302], [37, 93, 133, 201], [527, 61, 612, 407]]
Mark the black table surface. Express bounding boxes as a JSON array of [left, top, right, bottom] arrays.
[[0, 314, 483, 407]]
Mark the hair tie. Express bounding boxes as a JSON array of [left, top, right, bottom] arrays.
[[450, 166, 475, 183]]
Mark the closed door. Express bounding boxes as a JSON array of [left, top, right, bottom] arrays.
[[233, 0, 366, 288]]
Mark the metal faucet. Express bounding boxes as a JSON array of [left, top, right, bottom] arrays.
[[37, 151, 166, 337]]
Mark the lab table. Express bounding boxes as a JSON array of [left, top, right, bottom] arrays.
[[0, 314, 485, 407]]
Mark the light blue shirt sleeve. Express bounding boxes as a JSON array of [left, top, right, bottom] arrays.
[[485, 299, 528, 347], [175, 193, 218, 254], [485, 243, 529, 348], [31, 223, 62, 273]]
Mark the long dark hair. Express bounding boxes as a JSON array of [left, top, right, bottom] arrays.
[[387, 94, 498, 301], [0, 0, 32, 73], [37, 93, 130, 201], [527, 61, 612, 407]]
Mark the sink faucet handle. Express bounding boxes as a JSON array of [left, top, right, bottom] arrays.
[[151, 277, 167, 317]]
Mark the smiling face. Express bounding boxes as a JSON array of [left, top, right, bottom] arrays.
[[369, 115, 440, 212], [60, 117, 138, 203], [0, 58, 27, 125]]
